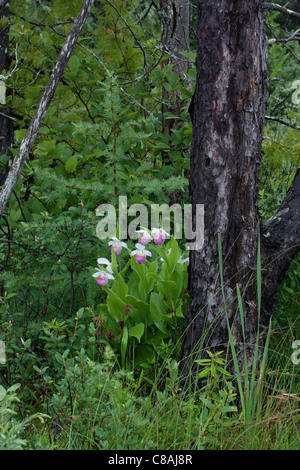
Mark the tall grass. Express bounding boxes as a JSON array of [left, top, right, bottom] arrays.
[[49, 303, 298, 450], [216, 233, 298, 449], [48, 337, 298, 450]]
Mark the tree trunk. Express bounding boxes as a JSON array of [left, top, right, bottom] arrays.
[[261, 168, 300, 319], [179, 0, 288, 379], [160, 0, 190, 137], [0, 2, 14, 187], [293, 0, 300, 28]]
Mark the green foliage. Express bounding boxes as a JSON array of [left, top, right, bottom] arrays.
[[91, 236, 188, 370], [258, 17, 300, 338], [259, 11, 300, 220], [195, 350, 231, 382], [0, 383, 48, 450]]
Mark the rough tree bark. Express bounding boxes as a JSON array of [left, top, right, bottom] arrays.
[[179, 0, 300, 378], [0, 1, 14, 187], [293, 0, 300, 28], [0, 0, 94, 216], [160, 0, 190, 137], [261, 168, 300, 319]]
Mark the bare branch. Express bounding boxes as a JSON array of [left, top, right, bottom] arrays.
[[0, 45, 24, 82], [266, 23, 300, 63], [265, 115, 300, 129], [262, 2, 300, 19], [268, 29, 300, 45], [8, 68, 42, 90], [0, 238, 21, 244], [268, 89, 295, 111], [0, 111, 16, 121], [0, 0, 94, 216], [12, 189, 27, 222]]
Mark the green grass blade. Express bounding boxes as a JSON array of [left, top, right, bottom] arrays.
[[218, 235, 246, 416]]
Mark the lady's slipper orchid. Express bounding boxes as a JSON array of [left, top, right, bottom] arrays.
[[136, 228, 152, 246], [108, 237, 127, 255], [177, 256, 189, 265], [97, 257, 113, 273], [131, 243, 152, 264], [151, 228, 170, 245], [92, 268, 115, 286]]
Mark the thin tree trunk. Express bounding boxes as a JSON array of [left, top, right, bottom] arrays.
[[160, 0, 190, 137], [0, 0, 94, 216], [261, 167, 300, 320], [0, 1, 14, 187], [293, 0, 300, 28]]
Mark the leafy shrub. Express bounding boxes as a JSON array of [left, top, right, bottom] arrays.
[[0, 383, 48, 450], [89, 234, 189, 370]]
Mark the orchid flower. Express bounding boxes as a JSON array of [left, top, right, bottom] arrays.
[[108, 237, 127, 255], [151, 228, 170, 245], [177, 256, 189, 265], [131, 243, 152, 264], [97, 257, 113, 274], [92, 268, 115, 286], [136, 228, 152, 246]]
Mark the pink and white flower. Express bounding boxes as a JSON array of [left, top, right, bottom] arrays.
[[97, 257, 113, 273], [108, 237, 127, 255], [136, 228, 152, 246], [92, 268, 115, 286], [151, 228, 170, 245], [177, 256, 189, 265], [131, 243, 152, 264]]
